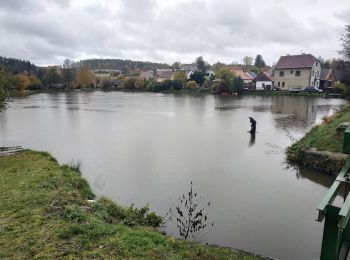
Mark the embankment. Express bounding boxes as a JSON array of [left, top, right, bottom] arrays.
[[287, 105, 350, 175], [0, 150, 263, 259]]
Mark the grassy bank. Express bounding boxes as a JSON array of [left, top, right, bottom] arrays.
[[0, 150, 261, 259], [244, 90, 323, 97], [287, 105, 350, 162]]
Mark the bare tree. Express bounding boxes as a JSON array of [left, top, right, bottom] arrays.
[[165, 181, 213, 240], [242, 56, 253, 67], [339, 25, 350, 61], [63, 59, 72, 89]]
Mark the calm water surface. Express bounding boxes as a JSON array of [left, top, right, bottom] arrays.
[[0, 92, 347, 259]]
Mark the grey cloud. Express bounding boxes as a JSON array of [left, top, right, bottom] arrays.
[[0, 0, 347, 65]]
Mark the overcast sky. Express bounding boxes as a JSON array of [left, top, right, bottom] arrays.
[[0, 0, 349, 66]]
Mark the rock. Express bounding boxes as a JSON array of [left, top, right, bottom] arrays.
[[336, 122, 350, 135]]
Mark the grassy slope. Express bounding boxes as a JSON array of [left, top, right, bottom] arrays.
[[287, 105, 350, 161], [0, 150, 260, 259]]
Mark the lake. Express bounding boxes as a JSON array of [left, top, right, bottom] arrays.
[[0, 92, 346, 259]]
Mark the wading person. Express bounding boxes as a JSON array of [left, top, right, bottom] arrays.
[[249, 117, 256, 134]]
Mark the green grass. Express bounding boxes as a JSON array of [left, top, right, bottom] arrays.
[[286, 105, 350, 162], [0, 150, 261, 259]]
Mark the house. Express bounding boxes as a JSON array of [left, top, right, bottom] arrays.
[[140, 70, 154, 80], [204, 70, 215, 80], [253, 72, 273, 91], [230, 68, 254, 84], [320, 69, 335, 89], [156, 69, 174, 82], [94, 73, 111, 81], [273, 54, 321, 90], [181, 64, 198, 71], [246, 71, 257, 79]]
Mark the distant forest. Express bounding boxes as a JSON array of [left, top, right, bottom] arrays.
[[0, 56, 37, 74], [0, 56, 171, 75], [74, 59, 170, 73]]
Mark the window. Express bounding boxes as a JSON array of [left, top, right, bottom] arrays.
[[282, 82, 285, 88], [295, 71, 301, 76], [312, 71, 314, 76], [317, 71, 319, 77], [279, 71, 284, 77], [278, 82, 280, 87], [290, 70, 293, 74]]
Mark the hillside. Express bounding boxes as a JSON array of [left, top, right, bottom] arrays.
[[75, 59, 171, 73]]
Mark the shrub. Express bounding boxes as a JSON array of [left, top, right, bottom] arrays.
[[171, 80, 183, 90], [185, 80, 198, 89], [334, 82, 348, 97]]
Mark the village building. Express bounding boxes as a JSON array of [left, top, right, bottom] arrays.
[[156, 69, 174, 82], [231, 68, 254, 84], [140, 70, 154, 80], [204, 70, 215, 80], [181, 64, 198, 71], [273, 54, 321, 90], [246, 71, 257, 79], [319, 69, 335, 89], [253, 72, 273, 90]]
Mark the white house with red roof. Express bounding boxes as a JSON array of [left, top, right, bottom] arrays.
[[273, 54, 321, 90], [253, 72, 273, 90]]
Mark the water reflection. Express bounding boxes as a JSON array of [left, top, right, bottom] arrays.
[[249, 133, 256, 147], [0, 92, 347, 260]]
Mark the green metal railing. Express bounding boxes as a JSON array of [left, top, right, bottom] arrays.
[[317, 125, 350, 260]]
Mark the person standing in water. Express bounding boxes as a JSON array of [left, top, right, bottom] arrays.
[[249, 117, 256, 133]]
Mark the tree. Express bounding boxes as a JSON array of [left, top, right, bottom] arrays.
[[101, 78, 112, 90], [195, 56, 207, 73], [254, 55, 266, 68], [0, 70, 10, 109], [217, 68, 235, 85], [242, 56, 253, 67], [62, 59, 73, 88], [135, 78, 145, 89], [13, 74, 30, 91], [165, 182, 213, 240], [44, 67, 63, 85], [217, 68, 235, 93], [173, 71, 187, 83], [172, 61, 181, 70], [121, 77, 136, 89], [233, 76, 244, 94], [202, 80, 210, 89], [339, 25, 350, 60], [172, 80, 183, 90], [27, 75, 42, 90], [186, 80, 198, 89], [334, 82, 348, 97], [190, 71, 205, 85], [212, 62, 226, 73], [75, 67, 96, 88], [146, 81, 154, 91]]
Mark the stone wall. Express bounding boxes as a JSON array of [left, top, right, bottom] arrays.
[[299, 148, 349, 176]]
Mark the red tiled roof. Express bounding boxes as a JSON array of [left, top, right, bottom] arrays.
[[230, 68, 253, 80], [275, 54, 317, 69], [254, 72, 272, 82]]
